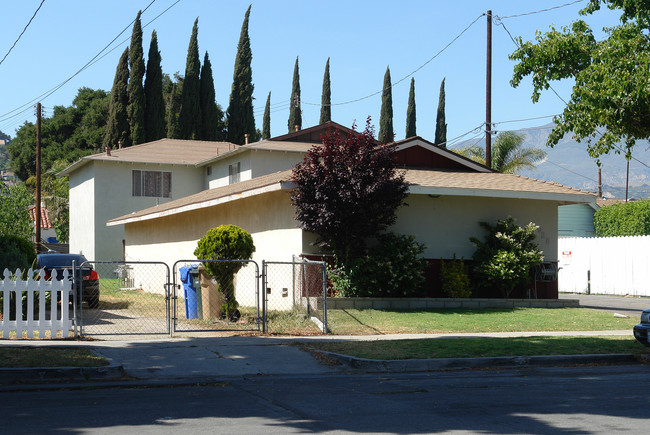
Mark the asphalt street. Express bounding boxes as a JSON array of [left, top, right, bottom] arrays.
[[2, 364, 649, 434]]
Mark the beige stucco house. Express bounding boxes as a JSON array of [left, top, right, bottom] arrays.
[[89, 123, 596, 298]]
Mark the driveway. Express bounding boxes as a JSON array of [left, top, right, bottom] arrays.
[[560, 293, 649, 318]]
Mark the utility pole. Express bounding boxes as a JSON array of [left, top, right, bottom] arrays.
[[485, 10, 492, 169], [35, 102, 42, 253]]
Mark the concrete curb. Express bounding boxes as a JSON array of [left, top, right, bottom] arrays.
[[322, 352, 642, 373], [0, 363, 125, 385]]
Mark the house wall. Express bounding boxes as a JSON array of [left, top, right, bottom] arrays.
[[69, 163, 95, 258], [558, 204, 596, 237], [207, 153, 252, 189], [249, 150, 304, 178], [123, 190, 304, 306], [391, 194, 559, 262], [206, 150, 303, 189], [69, 160, 204, 262]]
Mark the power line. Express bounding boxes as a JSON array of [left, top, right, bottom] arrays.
[[544, 159, 598, 183], [0, 0, 169, 124], [0, 0, 46, 67], [492, 114, 558, 126], [496, 0, 586, 20], [301, 13, 486, 108]]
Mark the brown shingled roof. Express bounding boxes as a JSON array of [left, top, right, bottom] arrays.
[[108, 168, 594, 226], [404, 169, 594, 197], [59, 138, 238, 175], [107, 170, 295, 226]]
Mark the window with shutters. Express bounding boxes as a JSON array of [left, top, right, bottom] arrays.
[[132, 170, 172, 198]]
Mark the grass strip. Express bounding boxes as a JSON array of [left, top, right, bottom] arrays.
[[303, 336, 650, 360], [0, 347, 109, 368], [327, 307, 639, 335]]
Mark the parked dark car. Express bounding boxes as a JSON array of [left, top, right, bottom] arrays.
[[633, 309, 650, 347], [36, 253, 100, 308]]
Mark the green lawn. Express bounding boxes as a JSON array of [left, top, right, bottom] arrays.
[[326, 307, 639, 335], [0, 347, 109, 368], [302, 335, 649, 360]]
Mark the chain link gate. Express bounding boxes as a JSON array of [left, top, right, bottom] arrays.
[[172, 260, 261, 333], [262, 260, 328, 334], [76, 261, 171, 337]]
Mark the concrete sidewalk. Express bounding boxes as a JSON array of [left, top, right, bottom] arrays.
[[0, 293, 647, 389], [0, 329, 640, 390]]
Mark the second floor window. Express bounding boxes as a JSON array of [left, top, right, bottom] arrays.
[[132, 170, 172, 198], [229, 162, 241, 184]]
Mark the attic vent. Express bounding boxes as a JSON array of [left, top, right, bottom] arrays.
[[206, 166, 212, 176]]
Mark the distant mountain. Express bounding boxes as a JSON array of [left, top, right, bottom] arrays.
[[452, 124, 650, 200]]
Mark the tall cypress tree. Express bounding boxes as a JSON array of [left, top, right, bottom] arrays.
[[378, 66, 394, 143], [128, 11, 146, 145], [144, 30, 166, 142], [104, 48, 131, 148], [405, 77, 416, 138], [227, 6, 257, 145], [435, 78, 447, 147], [288, 56, 302, 132], [166, 75, 183, 139], [319, 57, 331, 124], [178, 18, 202, 140], [200, 51, 222, 141], [262, 91, 271, 139]]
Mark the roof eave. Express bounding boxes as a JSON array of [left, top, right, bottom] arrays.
[[408, 185, 596, 204], [107, 180, 295, 227]]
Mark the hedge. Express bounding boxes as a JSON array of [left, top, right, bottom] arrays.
[[594, 200, 650, 236]]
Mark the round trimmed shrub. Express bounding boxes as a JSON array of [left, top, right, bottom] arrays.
[[194, 225, 255, 317]]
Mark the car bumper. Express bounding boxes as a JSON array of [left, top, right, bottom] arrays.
[[633, 324, 650, 346]]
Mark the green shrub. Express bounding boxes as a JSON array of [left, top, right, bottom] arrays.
[[470, 217, 543, 298], [440, 254, 472, 298], [327, 264, 353, 297], [0, 235, 35, 276], [194, 225, 255, 317], [594, 200, 650, 236], [336, 233, 426, 298]]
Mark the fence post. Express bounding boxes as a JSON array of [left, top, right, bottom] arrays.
[[321, 262, 328, 334], [261, 261, 267, 333], [587, 270, 591, 295]]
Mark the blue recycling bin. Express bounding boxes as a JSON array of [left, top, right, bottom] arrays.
[[179, 265, 199, 319]]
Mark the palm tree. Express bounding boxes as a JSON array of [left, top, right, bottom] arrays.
[[456, 131, 546, 174]]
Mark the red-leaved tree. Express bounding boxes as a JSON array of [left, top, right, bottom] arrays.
[[290, 118, 408, 267]]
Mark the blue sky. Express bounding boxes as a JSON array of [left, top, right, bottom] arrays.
[[0, 0, 620, 147]]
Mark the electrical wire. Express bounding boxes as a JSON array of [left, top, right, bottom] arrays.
[[497, 0, 586, 20], [0, 0, 46, 67], [0, 0, 168, 124], [301, 13, 486, 108]]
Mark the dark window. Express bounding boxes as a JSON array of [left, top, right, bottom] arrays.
[[132, 170, 171, 198], [229, 162, 241, 184]]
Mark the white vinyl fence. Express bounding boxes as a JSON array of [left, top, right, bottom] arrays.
[[558, 236, 650, 296], [0, 268, 74, 339]]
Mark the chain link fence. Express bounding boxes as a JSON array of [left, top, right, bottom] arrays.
[[71, 258, 325, 338], [77, 261, 170, 337], [262, 259, 327, 334], [172, 260, 260, 333]]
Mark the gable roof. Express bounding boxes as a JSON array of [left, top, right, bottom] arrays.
[[269, 121, 362, 143], [197, 140, 313, 166], [107, 168, 594, 227], [394, 136, 492, 173], [59, 139, 238, 176]]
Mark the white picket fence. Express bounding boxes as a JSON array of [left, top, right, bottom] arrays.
[[0, 268, 74, 339], [558, 236, 650, 296]]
